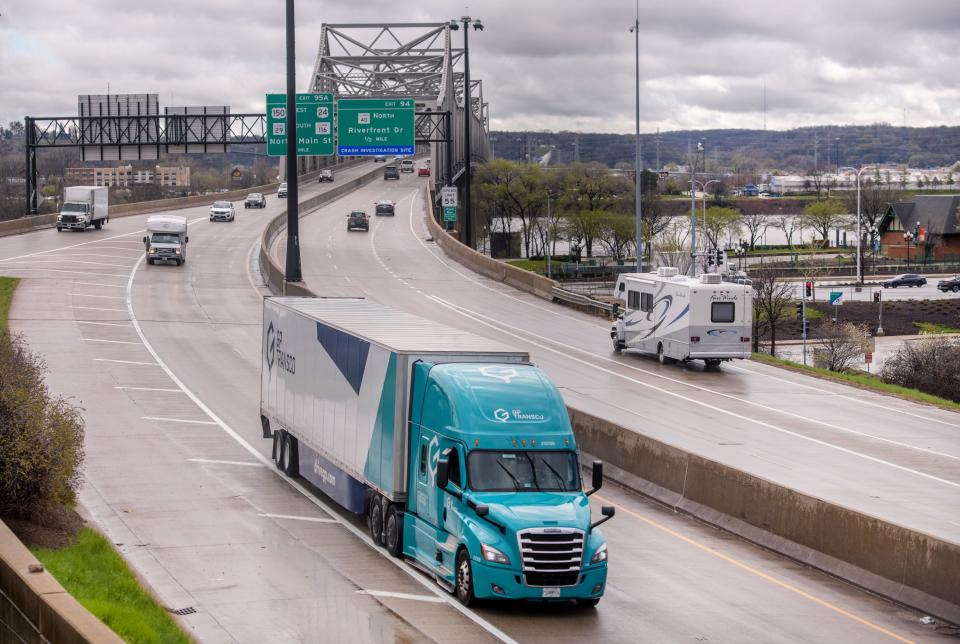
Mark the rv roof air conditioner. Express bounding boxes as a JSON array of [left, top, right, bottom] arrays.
[[657, 267, 679, 278], [700, 273, 722, 284]]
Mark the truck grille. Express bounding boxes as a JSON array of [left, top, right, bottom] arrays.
[[61, 215, 78, 223], [518, 528, 583, 587]]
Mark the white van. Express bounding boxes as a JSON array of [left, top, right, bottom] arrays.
[[144, 215, 188, 266], [611, 267, 752, 367]]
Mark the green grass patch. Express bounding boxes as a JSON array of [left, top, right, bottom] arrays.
[[913, 321, 960, 334], [0, 276, 18, 334], [506, 258, 546, 273], [750, 352, 960, 412], [33, 528, 191, 644]]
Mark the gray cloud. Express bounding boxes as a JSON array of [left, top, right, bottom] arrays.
[[2, 0, 958, 134]]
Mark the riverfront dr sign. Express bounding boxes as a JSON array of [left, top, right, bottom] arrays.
[[266, 93, 334, 157], [336, 98, 415, 156]]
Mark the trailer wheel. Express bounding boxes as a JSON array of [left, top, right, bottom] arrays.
[[369, 495, 384, 545], [273, 431, 285, 469], [282, 432, 299, 477], [384, 505, 403, 558], [455, 549, 475, 607]]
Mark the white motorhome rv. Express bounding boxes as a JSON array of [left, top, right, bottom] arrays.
[[610, 267, 752, 367], [143, 215, 188, 266]]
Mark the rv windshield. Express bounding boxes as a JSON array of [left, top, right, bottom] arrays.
[[467, 450, 580, 493], [62, 202, 88, 213], [151, 233, 181, 244]]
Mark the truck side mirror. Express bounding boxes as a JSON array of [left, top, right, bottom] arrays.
[[611, 302, 620, 318], [590, 505, 615, 533], [475, 504, 489, 517], [185, 236, 189, 243], [586, 460, 604, 496], [142, 236, 147, 244], [436, 459, 449, 489]]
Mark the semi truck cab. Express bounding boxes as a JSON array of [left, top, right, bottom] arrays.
[[403, 361, 613, 606]]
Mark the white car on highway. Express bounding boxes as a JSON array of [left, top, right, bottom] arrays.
[[209, 200, 236, 222], [400, 159, 415, 173]]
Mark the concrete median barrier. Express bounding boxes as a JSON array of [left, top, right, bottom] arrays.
[[569, 406, 960, 625], [422, 187, 559, 299], [0, 520, 123, 643]]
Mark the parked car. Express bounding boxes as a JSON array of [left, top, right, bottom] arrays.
[[347, 210, 369, 231], [937, 276, 960, 293], [277, 182, 288, 198], [880, 273, 927, 288], [209, 200, 236, 222], [383, 165, 400, 180], [375, 200, 395, 216], [400, 159, 415, 173], [373, 155, 386, 163], [418, 165, 430, 177], [318, 169, 334, 183], [244, 193, 266, 208]]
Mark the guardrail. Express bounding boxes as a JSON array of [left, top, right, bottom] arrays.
[[0, 520, 123, 643], [551, 286, 614, 316], [0, 158, 368, 239]]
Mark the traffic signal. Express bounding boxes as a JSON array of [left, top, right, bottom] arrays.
[[873, 292, 881, 303], [707, 250, 714, 267], [795, 303, 804, 321], [804, 281, 813, 298]]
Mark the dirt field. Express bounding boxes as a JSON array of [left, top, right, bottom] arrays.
[[776, 299, 960, 339]]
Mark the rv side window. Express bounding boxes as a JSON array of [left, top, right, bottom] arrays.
[[641, 293, 653, 312], [627, 290, 640, 310], [711, 302, 735, 323]]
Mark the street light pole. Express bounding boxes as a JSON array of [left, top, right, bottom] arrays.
[[283, 0, 302, 284], [630, 5, 642, 273], [452, 16, 483, 250]]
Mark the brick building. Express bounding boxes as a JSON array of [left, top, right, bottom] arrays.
[[879, 196, 960, 262], [64, 165, 190, 188]]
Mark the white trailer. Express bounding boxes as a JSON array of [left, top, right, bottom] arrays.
[[57, 186, 108, 231], [610, 267, 752, 367]]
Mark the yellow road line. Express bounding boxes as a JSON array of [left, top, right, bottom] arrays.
[[594, 494, 914, 644]]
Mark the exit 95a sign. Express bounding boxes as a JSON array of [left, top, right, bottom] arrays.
[[336, 98, 415, 156], [266, 93, 334, 157]]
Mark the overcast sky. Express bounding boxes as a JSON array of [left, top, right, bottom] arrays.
[[2, 0, 959, 134]]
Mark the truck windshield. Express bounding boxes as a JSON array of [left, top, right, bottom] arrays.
[[151, 233, 180, 244], [62, 203, 88, 213], [467, 451, 580, 492]]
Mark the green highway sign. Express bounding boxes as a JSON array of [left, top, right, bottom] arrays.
[[266, 93, 334, 157], [443, 206, 457, 222], [336, 97, 415, 156], [829, 291, 844, 305]]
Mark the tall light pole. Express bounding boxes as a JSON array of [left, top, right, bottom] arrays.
[[450, 16, 483, 249], [630, 4, 642, 273], [283, 0, 301, 283], [841, 164, 880, 284]]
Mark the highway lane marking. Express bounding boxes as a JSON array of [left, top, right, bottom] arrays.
[[71, 305, 128, 312], [141, 416, 218, 425], [2, 258, 133, 269], [594, 493, 914, 644], [122, 254, 521, 644], [0, 267, 129, 278], [82, 338, 143, 345], [76, 320, 133, 327], [114, 386, 183, 393], [259, 513, 339, 523], [355, 590, 446, 604], [93, 358, 158, 366], [75, 282, 126, 288], [402, 189, 958, 432], [426, 295, 960, 490], [727, 362, 960, 430], [0, 228, 146, 263], [188, 458, 265, 467]]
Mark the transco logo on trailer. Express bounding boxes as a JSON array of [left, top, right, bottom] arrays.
[[266, 322, 276, 370], [265, 321, 296, 375]]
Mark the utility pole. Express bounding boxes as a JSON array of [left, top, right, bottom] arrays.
[[630, 5, 642, 273], [689, 140, 698, 275], [814, 132, 818, 172], [655, 127, 661, 171], [283, 0, 302, 284]]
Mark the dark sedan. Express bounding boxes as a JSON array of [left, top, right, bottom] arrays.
[[880, 274, 927, 288], [937, 276, 960, 293]]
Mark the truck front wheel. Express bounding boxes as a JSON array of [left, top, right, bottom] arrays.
[[455, 549, 475, 606], [384, 505, 403, 558], [577, 598, 600, 608]]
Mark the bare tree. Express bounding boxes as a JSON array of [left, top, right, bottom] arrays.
[[741, 212, 769, 250], [702, 206, 743, 249], [881, 337, 960, 403], [816, 322, 870, 372], [596, 213, 636, 263], [808, 167, 825, 200], [777, 215, 805, 251], [751, 268, 794, 355]]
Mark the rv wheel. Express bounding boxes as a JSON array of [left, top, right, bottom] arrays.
[[657, 344, 672, 365], [613, 338, 625, 353], [704, 359, 722, 370]]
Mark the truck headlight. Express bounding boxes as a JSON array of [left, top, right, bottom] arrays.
[[590, 543, 607, 564], [481, 544, 510, 565], [149, 248, 157, 254], [175, 248, 181, 255]]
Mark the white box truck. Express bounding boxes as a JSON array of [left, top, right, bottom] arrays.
[[57, 186, 108, 231], [143, 215, 188, 266], [260, 297, 614, 606], [611, 267, 752, 367]]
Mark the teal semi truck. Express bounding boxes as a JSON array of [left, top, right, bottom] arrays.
[[260, 297, 614, 606]]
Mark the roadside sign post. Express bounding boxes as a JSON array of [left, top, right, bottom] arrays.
[[441, 186, 458, 228], [336, 98, 415, 156], [829, 290, 843, 322], [266, 93, 334, 157]]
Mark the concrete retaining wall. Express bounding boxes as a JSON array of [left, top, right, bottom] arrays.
[[0, 158, 369, 239], [569, 406, 960, 624], [421, 187, 559, 299], [259, 162, 386, 296], [0, 520, 123, 643]]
